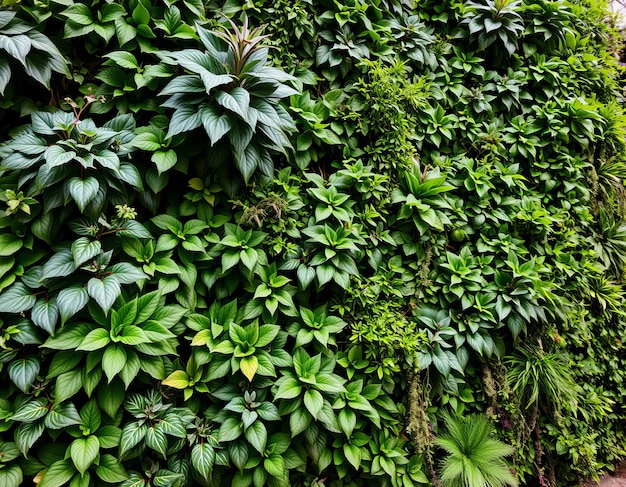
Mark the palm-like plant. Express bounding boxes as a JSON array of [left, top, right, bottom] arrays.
[[435, 413, 518, 487]]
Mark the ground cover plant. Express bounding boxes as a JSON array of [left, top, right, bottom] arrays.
[[0, 0, 626, 486]]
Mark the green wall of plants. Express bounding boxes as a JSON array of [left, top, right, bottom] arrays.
[[0, 0, 625, 486]]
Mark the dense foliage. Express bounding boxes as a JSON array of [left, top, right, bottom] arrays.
[[0, 0, 625, 486]]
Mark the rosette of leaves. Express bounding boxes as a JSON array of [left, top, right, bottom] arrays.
[[158, 16, 298, 190], [456, 0, 524, 59], [0, 100, 142, 223], [0, 10, 68, 95], [389, 14, 437, 69]]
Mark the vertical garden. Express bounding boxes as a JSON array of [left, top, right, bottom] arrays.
[[0, 0, 626, 486]]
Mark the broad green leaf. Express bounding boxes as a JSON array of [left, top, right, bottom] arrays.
[[97, 380, 125, 418], [161, 370, 190, 389], [44, 145, 75, 167], [102, 345, 127, 382], [42, 249, 76, 279], [44, 403, 81, 429], [264, 453, 285, 477], [54, 370, 83, 403], [119, 422, 147, 456], [71, 237, 102, 266], [57, 285, 89, 323], [218, 417, 243, 442], [152, 149, 177, 174], [78, 328, 111, 351], [145, 425, 167, 456], [0, 465, 23, 487], [343, 443, 361, 470], [67, 177, 99, 213], [0, 282, 35, 313], [95, 454, 129, 483], [8, 356, 40, 393], [303, 389, 324, 419], [11, 397, 49, 422], [191, 443, 215, 480], [14, 421, 45, 455], [88, 275, 121, 313], [70, 436, 100, 475], [239, 355, 258, 382], [39, 460, 75, 487], [215, 88, 250, 123], [31, 297, 59, 334], [0, 233, 23, 256], [244, 420, 267, 453]]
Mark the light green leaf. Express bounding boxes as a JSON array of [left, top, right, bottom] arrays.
[[0, 234, 23, 256], [303, 389, 324, 419], [78, 328, 111, 351], [0, 465, 23, 487], [70, 436, 100, 475], [8, 356, 40, 393], [102, 345, 127, 382], [38, 460, 75, 487], [54, 370, 83, 404]]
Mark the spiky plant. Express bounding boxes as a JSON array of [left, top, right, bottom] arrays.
[[435, 413, 518, 487]]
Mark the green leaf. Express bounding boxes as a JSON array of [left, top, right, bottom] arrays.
[[289, 407, 311, 437], [95, 454, 129, 483], [244, 420, 267, 453], [14, 421, 44, 455], [8, 356, 40, 393], [218, 417, 243, 442], [215, 88, 250, 123], [145, 426, 168, 457], [11, 397, 49, 422], [54, 370, 83, 403], [70, 436, 100, 475], [275, 377, 302, 400], [44, 403, 82, 429], [0, 282, 35, 313], [119, 422, 148, 456], [97, 380, 125, 418], [343, 443, 361, 470], [78, 328, 111, 351], [264, 453, 285, 477], [31, 297, 59, 334], [67, 177, 100, 213], [42, 249, 76, 279], [0, 465, 23, 487], [44, 145, 76, 167], [57, 285, 89, 323], [105, 51, 139, 69], [88, 275, 121, 313], [191, 443, 215, 480], [0, 234, 23, 256], [152, 149, 177, 174], [303, 389, 324, 419], [71, 237, 102, 266], [39, 460, 75, 487], [239, 355, 258, 382], [161, 370, 190, 389], [102, 345, 127, 382]]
